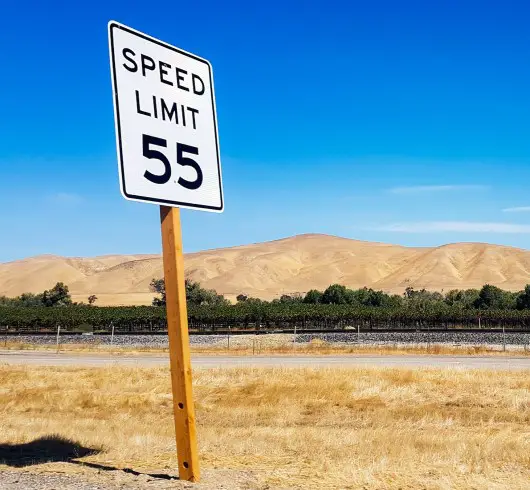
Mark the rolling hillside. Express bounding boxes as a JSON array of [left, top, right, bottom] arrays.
[[1, 234, 530, 305]]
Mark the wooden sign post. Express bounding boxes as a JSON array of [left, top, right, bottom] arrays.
[[160, 206, 200, 482]]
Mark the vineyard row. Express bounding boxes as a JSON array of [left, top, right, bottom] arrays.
[[1, 305, 530, 332]]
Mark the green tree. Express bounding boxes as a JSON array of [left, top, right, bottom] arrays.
[[42, 283, 72, 307], [474, 284, 515, 309], [186, 279, 229, 306], [150, 278, 166, 306], [445, 289, 463, 307], [18, 293, 45, 307], [303, 289, 323, 304], [445, 289, 480, 309], [321, 284, 356, 305], [242, 297, 265, 306], [516, 285, 530, 310], [404, 286, 416, 299], [0, 293, 44, 307], [279, 294, 303, 304], [150, 278, 229, 307], [352, 288, 399, 307], [388, 294, 405, 308], [405, 287, 443, 302]]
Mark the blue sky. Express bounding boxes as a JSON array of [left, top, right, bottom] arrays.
[[1, 0, 530, 262]]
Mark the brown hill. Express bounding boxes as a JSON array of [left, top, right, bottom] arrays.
[[1, 234, 530, 306]]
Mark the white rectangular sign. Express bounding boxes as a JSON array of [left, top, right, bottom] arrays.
[[108, 22, 223, 212]]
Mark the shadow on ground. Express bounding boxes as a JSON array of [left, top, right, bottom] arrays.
[[72, 461, 179, 480], [0, 435, 99, 467], [0, 435, 179, 481]]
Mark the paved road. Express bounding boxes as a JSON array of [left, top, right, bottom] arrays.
[[1, 350, 529, 369]]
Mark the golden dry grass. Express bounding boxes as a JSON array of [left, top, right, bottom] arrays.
[[0, 365, 529, 489]]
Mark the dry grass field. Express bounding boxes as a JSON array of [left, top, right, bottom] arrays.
[[0, 365, 529, 489]]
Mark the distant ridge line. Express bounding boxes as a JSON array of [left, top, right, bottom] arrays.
[[1, 234, 530, 306]]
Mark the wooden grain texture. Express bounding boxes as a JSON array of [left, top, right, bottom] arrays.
[[160, 206, 200, 482]]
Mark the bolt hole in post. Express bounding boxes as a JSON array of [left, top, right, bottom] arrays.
[[178, 402, 184, 409]]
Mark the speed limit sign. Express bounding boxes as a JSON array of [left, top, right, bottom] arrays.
[[108, 21, 223, 212], [108, 21, 225, 483]]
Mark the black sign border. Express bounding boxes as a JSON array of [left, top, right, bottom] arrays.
[[109, 22, 224, 212]]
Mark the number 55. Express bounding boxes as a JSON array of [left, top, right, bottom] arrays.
[[142, 134, 203, 190]]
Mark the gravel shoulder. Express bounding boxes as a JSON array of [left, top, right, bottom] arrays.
[[0, 467, 259, 489], [5, 331, 530, 349]]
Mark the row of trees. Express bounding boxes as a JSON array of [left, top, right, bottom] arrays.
[[2, 280, 530, 332], [4, 280, 530, 312], [0, 283, 92, 307], [236, 284, 530, 311]]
